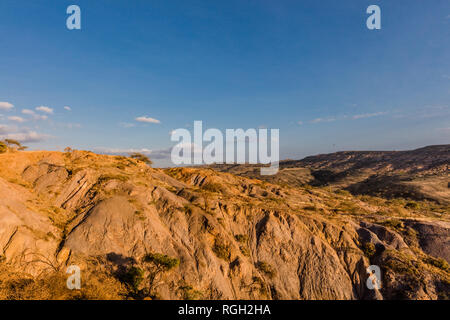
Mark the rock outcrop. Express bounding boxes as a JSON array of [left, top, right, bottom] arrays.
[[0, 150, 448, 300]]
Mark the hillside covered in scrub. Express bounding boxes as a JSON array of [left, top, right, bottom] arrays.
[[207, 145, 450, 205], [0, 148, 449, 300]]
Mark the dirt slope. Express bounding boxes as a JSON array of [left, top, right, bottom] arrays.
[[0, 150, 449, 300]]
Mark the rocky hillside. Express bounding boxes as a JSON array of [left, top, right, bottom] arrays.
[[207, 145, 450, 205], [0, 150, 449, 300]]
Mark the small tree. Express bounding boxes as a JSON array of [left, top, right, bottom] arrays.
[[121, 266, 144, 295], [142, 253, 179, 297], [129, 152, 153, 166], [4, 139, 27, 151], [0, 141, 7, 154]]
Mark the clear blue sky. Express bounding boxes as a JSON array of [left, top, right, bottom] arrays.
[[0, 0, 449, 166]]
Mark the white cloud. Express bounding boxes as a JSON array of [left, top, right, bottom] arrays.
[[310, 117, 336, 124], [0, 101, 14, 111], [0, 124, 9, 134], [35, 114, 48, 120], [0, 130, 48, 143], [297, 121, 303, 125], [35, 106, 54, 114], [119, 122, 136, 128], [8, 116, 26, 123], [352, 111, 387, 120], [135, 116, 160, 124], [64, 106, 71, 111], [21, 109, 48, 120], [22, 109, 35, 115], [308, 111, 387, 124]]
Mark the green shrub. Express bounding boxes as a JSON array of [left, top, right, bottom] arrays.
[[201, 182, 223, 193], [424, 257, 450, 271], [234, 234, 248, 243], [239, 245, 251, 257], [143, 253, 180, 270], [383, 219, 404, 230], [362, 242, 376, 258], [178, 284, 203, 300], [405, 201, 420, 210], [334, 189, 352, 197], [97, 174, 129, 184], [256, 261, 276, 278], [120, 266, 144, 293], [129, 152, 152, 166], [142, 252, 180, 297], [212, 238, 232, 261], [0, 141, 7, 153], [3, 139, 27, 151]]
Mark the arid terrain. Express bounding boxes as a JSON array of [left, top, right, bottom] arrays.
[[0, 145, 449, 300], [207, 145, 450, 204]]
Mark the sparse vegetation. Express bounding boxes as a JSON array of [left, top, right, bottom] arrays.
[[234, 234, 248, 243], [383, 219, 405, 231], [424, 257, 450, 271], [0, 141, 7, 154], [178, 283, 203, 300], [4, 139, 27, 151], [120, 266, 144, 294], [97, 174, 129, 184], [212, 238, 232, 261], [256, 261, 276, 278], [0, 147, 449, 300], [362, 242, 376, 258], [0, 264, 124, 300], [405, 201, 420, 210], [201, 182, 223, 193], [142, 253, 180, 298], [129, 152, 153, 166]]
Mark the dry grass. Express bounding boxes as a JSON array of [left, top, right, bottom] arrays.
[[0, 264, 125, 300]]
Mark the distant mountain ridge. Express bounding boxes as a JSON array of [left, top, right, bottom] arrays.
[[206, 145, 450, 204], [290, 145, 449, 174]]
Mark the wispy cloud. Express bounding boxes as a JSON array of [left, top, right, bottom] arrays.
[[310, 117, 336, 124], [0, 122, 49, 143], [58, 123, 81, 129], [21, 109, 35, 115], [64, 106, 72, 111], [21, 109, 48, 120], [135, 116, 160, 124], [307, 111, 388, 124], [35, 106, 54, 114], [119, 122, 136, 128], [352, 111, 387, 120], [0, 101, 14, 111], [0, 124, 9, 134], [0, 129, 48, 143], [297, 121, 303, 125], [8, 116, 25, 123]]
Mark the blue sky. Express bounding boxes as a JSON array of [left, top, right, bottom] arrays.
[[0, 0, 449, 166]]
